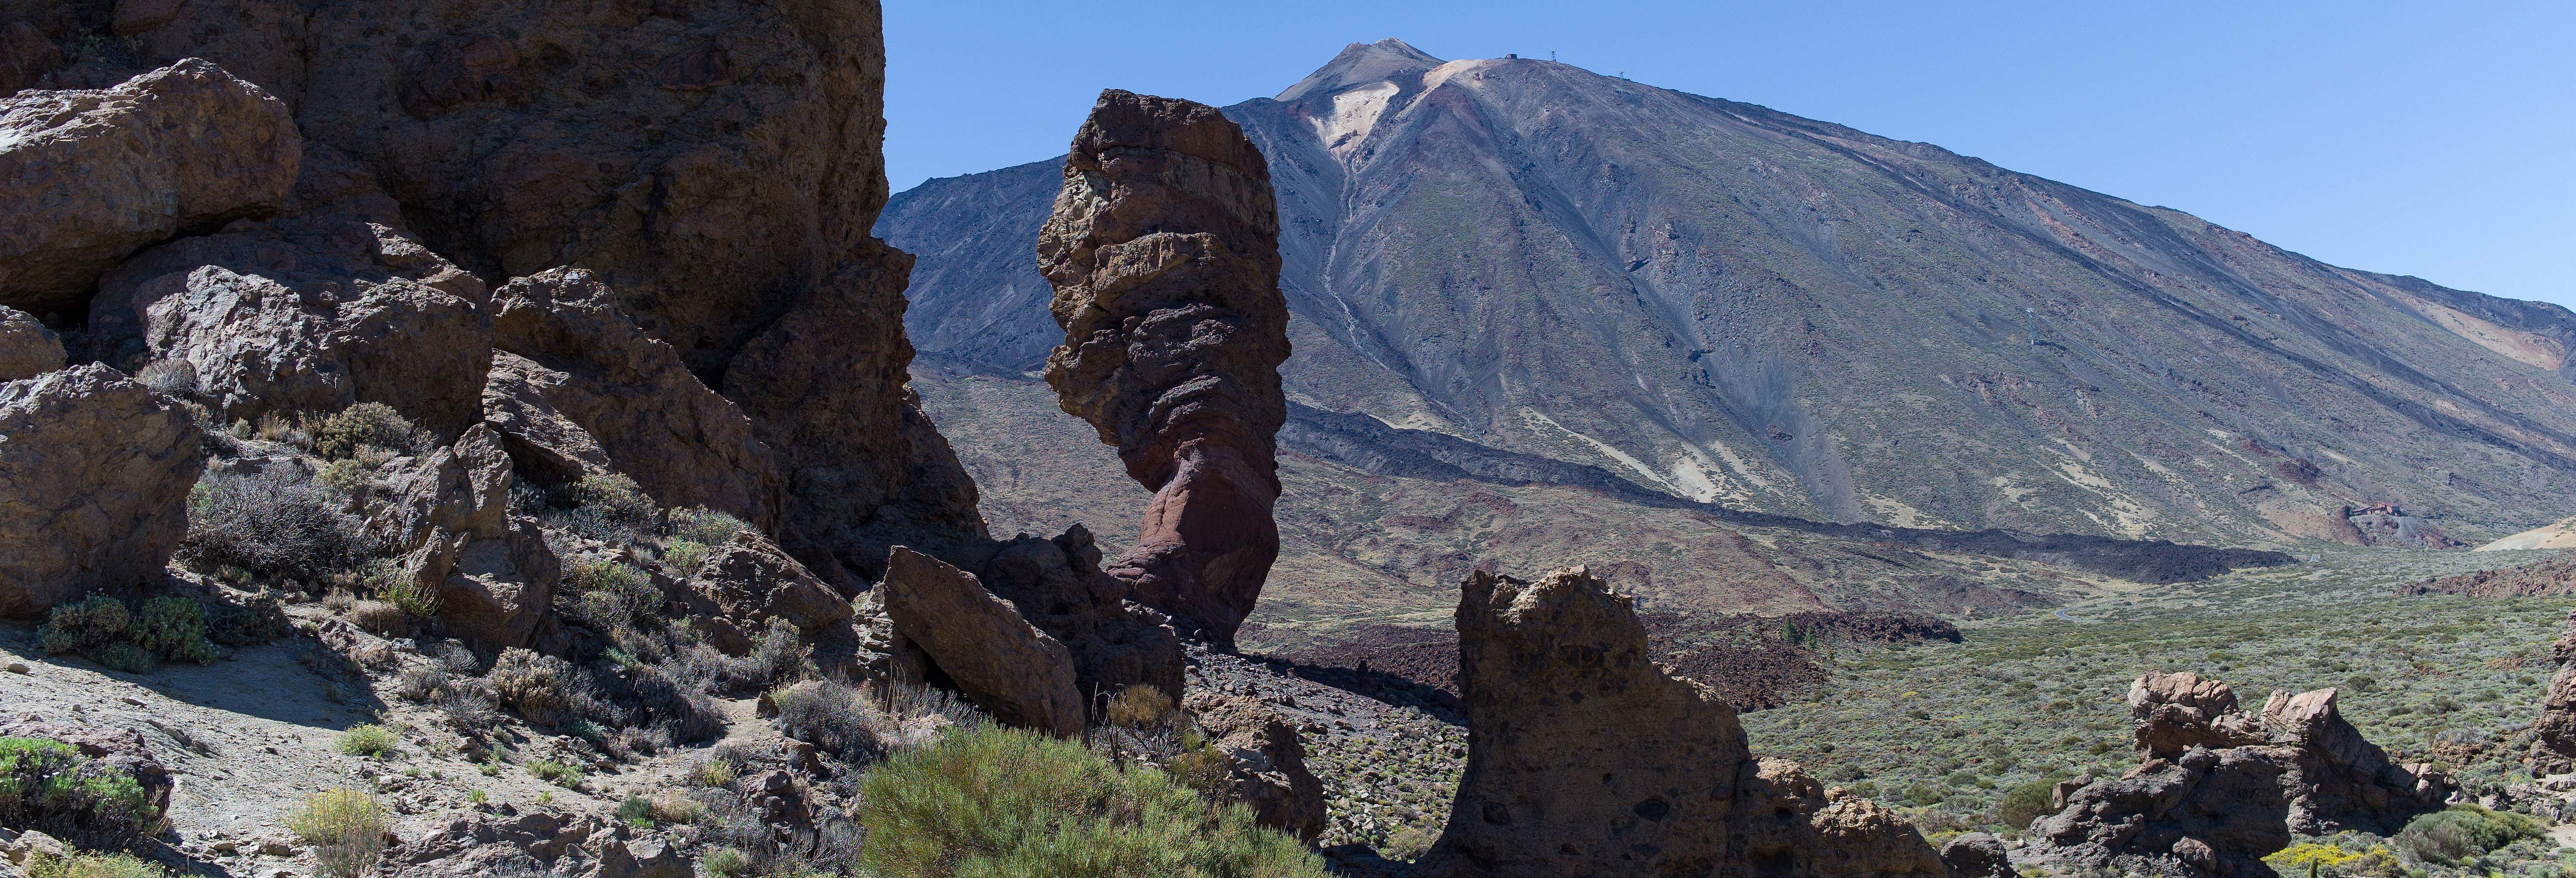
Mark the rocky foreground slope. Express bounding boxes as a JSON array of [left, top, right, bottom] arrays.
[[884, 38, 2576, 547]]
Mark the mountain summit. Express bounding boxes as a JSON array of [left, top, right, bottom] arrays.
[[882, 42, 2576, 545]]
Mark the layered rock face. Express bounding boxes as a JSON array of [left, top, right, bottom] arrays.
[[115, 0, 982, 580], [2030, 672, 2450, 877], [0, 365, 204, 617], [1416, 566, 1947, 878], [1036, 89, 1291, 647], [488, 267, 784, 530], [0, 58, 299, 320], [2527, 611, 2576, 773]]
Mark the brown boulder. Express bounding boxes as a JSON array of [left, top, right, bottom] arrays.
[[2132, 671, 2269, 758], [487, 267, 783, 531], [879, 546, 1083, 737], [1036, 89, 1291, 648], [1939, 832, 2014, 878], [1187, 693, 1326, 841], [0, 58, 298, 319], [1733, 758, 1950, 878], [0, 365, 203, 617], [480, 351, 615, 479], [678, 531, 853, 656], [116, 0, 987, 576], [2532, 610, 2576, 773], [0, 303, 63, 379], [967, 524, 1185, 704], [1416, 566, 1752, 877], [86, 147, 492, 436], [378, 425, 558, 649]]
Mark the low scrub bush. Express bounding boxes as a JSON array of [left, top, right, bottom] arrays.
[[2396, 804, 2546, 865], [287, 789, 389, 878], [310, 402, 429, 460], [37, 597, 130, 657], [0, 737, 160, 849], [179, 470, 380, 583], [525, 760, 584, 789], [205, 594, 289, 646], [130, 597, 219, 665], [335, 724, 399, 758], [668, 507, 750, 545], [489, 648, 575, 727], [857, 723, 1328, 878], [1992, 777, 2064, 829], [25, 850, 171, 878], [769, 679, 885, 761], [555, 474, 657, 541]]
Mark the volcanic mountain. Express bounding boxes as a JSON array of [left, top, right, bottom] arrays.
[[883, 38, 2576, 546]]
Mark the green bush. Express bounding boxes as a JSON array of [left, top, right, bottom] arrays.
[[857, 723, 1328, 878], [334, 725, 398, 759], [91, 643, 157, 674], [700, 846, 751, 878], [38, 597, 131, 656], [526, 760, 585, 789], [567, 473, 658, 536], [132, 597, 219, 665], [310, 402, 426, 460], [0, 737, 160, 849], [2395, 804, 2546, 865], [668, 507, 751, 545], [287, 789, 389, 878], [1993, 777, 2063, 829], [25, 850, 171, 878]]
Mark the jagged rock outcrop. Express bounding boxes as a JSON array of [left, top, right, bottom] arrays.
[[2530, 610, 2576, 773], [115, 0, 986, 579], [379, 424, 558, 649], [677, 531, 854, 656], [879, 546, 1084, 736], [0, 58, 298, 319], [961, 524, 1185, 704], [488, 267, 784, 531], [2030, 672, 2452, 877], [1036, 89, 1290, 647], [1417, 566, 1946, 878], [87, 146, 493, 436], [387, 810, 687, 878], [0, 365, 204, 618], [0, 304, 62, 379], [1187, 693, 1327, 841]]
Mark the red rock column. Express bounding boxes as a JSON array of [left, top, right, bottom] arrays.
[[1035, 89, 1289, 649]]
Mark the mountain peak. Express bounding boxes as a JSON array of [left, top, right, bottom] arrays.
[[1276, 38, 1444, 102]]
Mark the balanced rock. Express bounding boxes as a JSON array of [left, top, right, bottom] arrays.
[[0, 58, 298, 318], [1036, 89, 1291, 647], [1188, 693, 1327, 841], [880, 546, 1083, 736], [678, 531, 854, 656], [0, 304, 63, 380], [87, 147, 492, 436], [489, 268, 784, 531], [0, 365, 204, 617]]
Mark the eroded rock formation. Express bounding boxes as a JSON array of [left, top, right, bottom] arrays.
[[2528, 610, 2576, 773], [1188, 693, 1328, 841], [879, 546, 1084, 737], [0, 304, 63, 380], [1036, 89, 1290, 647], [488, 267, 784, 531], [677, 531, 855, 657], [0, 58, 299, 319], [378, 424, 559, 650], [1415, 566, 1948, 878], [0, 365, 204, 617], [2029, 671, 2451, 877]]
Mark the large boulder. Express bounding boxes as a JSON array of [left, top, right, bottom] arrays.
[[2530, 610, 2576, 773], [0, 58, 298, 319], [116, 0, 987, 578], [0, 303, 63, 380], [966, 524, 1184, 704], [1735, 760, 1950, 878], [1188, 693, 1327, 841], [1035, 89, 1291, 648], [1416, 566, 1752, 877], [86, 146, 492, 436], [0, 364, 203, 617], [677, 531, 853, 656], [2034, 747, 2294, 878], [2132, 671, 2270, 758], [879, 546, 1083, 737], [379, 424, 558, 649], [487, 267, 783, 531]]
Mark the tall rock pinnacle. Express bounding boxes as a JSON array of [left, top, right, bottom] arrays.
[[1036, 89, 1291, 648]]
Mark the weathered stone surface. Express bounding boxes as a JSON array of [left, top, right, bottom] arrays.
[[2033, 674, 2452, 878], [375, 425, 558, 649], [0, 58, 298, 319], [1036, 89, 1290, 647], [880, 546, 1083, 736], [1939, 832, 2014, 878], [489, 267, 783, 531], [480, 351, 615, 481], [117, 0, 986, 577], [1734, 757, 1951, 878], [2531, 611, 2576, 773], [2132, 671, 2269, 759], [1416, 566, 1751, 877], [679, 531, 853, 656], [966, 524, 1184, 704], [0, 303, 63, 380], [0, 365, 203, 617], [87, 146, 492, 436], [1188, 693, 1326, 841]]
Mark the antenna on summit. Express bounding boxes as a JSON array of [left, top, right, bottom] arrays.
[[1551, 49, 1557, 61]]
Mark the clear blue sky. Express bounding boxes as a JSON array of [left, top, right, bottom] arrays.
[[884, 1, 2575, 309]]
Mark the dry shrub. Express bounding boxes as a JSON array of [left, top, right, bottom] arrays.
[[287, 789, 389, 878], [349, 600, 408, 637], [488, 648, 573, 726]]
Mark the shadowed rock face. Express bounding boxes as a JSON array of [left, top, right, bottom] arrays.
[[0, 364, 204, 617], [2529, 611, 2576, 773], [1037, 90, 1290, 648]]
